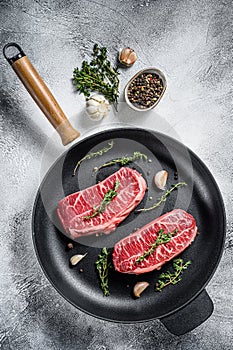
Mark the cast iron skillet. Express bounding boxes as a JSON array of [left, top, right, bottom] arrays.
[[32, 128, 226, 335]]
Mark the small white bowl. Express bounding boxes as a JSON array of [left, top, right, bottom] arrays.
[[124, 67, 167, 112]]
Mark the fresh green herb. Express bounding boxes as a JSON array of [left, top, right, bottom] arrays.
[[137, 182, 187, 213], [73, 140, 114, 176], [136, 228, 178, 264], [73, 44, 119, 108], [84, 181, 120, 220], [95, 247, 112, 296], [93, 151, 147, 173], [155, 258, 192, 292]]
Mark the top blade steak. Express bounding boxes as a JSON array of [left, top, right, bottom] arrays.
[[57, 167, 147, 239], [113, 209, 197, 274]]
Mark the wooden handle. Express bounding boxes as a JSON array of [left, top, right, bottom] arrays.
[[3, 43, 80, 145]]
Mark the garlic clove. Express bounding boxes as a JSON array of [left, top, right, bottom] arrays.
[[99, 103, 109, 114], [88, 113, 103, 121], [133, 281, 150, 298], [70, 253, 87, 266], [125, 51, 137, 66], [86, 99, 100, 107], [92, 94, 106, 102], [86, 105, 100, 115], [119, 47, 137, 67], [154, 170, 168, 190]]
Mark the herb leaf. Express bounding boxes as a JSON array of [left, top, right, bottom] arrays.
[[155, 258, 192, 292], [84, 181, 120, 220], [137, 182, 187, 213], [73, 44, 119, 107], [93, 151, 147, 173], [73, 140, 114, 176], [95, 247, 112, 296], [135, 228, 178, 264]]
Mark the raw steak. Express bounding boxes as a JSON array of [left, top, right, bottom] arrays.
[[57, 167, 147, 239], [113, 209, 197, 274]]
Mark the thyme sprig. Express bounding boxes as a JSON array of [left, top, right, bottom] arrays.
[[84, 181, 120, 220], [137, 182, 187, 213], [136, 228, 178, 264], [73, 44, 119, 108], [95, 247, 112, 296], [73, 141, 114, 176], [93, 151, 147, 173], [155, 258, 192, 292]]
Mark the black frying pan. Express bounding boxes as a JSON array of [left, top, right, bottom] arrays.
[[32, 128, 226, 335]]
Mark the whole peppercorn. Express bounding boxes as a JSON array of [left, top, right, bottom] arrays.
[[67, 242, 74, 249]]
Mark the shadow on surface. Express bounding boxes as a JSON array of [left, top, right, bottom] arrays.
[[0, 84, 47, 149]]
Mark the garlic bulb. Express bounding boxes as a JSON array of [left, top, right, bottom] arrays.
[[154, 170, 168, 190], [133, 281, 150, 298], [86, 94, 110, 121], [119, 47, 137, 67]]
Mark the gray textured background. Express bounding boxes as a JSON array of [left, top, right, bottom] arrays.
[[0, 0, 233, 349]]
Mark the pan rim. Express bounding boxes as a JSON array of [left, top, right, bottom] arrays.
[[32, 126, 226, 323]]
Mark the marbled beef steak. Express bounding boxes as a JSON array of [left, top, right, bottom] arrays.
[[57, 167, 147, 238], [113, 209, 197, 274]]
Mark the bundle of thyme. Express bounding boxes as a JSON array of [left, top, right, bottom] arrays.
[[155, 258, 191, 292], [95, 247, 112, 296], [73, 44, 119, 107], [136, 228, 178, 264], [84, 181, 120, 220]]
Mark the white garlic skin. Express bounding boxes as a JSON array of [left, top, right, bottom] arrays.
[[154, 170, 168, 190], [86, 94, 110, 121]]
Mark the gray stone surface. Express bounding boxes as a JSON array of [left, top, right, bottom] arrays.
[[0, 0, 233, 349]]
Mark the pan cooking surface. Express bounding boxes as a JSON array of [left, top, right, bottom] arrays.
[[32, 128, 225, 321]]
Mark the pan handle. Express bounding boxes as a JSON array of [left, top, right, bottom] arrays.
[[159, 289, 213, 335], [3, 43, 80, 146]]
